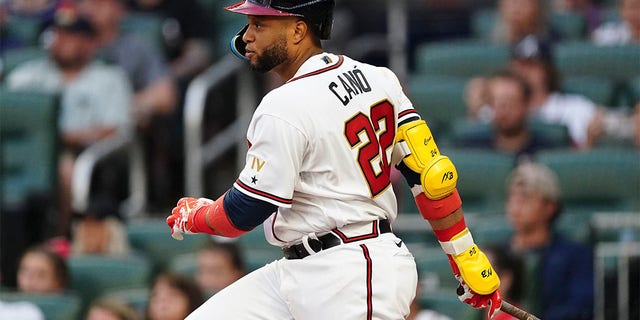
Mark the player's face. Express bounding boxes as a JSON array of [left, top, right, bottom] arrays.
[[243, 15, 291, 73]]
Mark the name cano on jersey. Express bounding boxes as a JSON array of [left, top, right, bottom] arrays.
[[328, 66, 371, 106]]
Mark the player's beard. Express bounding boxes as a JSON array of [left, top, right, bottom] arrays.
[[251, 35, 288, 73]]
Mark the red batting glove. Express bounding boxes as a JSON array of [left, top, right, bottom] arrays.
[[166, 197, 213, 240], [449, 256, 502, 319]]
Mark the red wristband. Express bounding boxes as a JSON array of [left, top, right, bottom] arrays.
[[415, 189, 462, 220], [189, 195, 247, 238], [433, 216, 467, 242]]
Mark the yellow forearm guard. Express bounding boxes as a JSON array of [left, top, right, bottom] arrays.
[[448, 231, 500, 295], [396, 120, 458, 199]]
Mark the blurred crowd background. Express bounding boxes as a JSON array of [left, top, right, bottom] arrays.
[[0, 0, 639, 319]]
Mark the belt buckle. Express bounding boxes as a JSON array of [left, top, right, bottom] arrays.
[[301, 233, 322, 255]]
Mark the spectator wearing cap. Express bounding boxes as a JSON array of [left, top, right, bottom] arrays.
[[592, 0, 640, 45], [502, 162, 593, 320], [508, 35, 603, 149], [79, 0, 180, 210], [509, 35, 639, 148], [6, 6, 133, 237]]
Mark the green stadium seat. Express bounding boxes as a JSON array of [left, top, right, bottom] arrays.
[[0, 89, 59, 208], [550, 12, 588, 41], [408, 75, 469, 140], [414, 248, 458, 290], [562, 76, 616, 107], [120, 13, 164, 50], [4, 16, 41, 46], [414, 40, 509, 78], [168, 252, 198, 277], [0, 292, 81, 320], [452, 119, 571, 149], [102, 287, 150, 317], [419, 290, 483, 319], [470, 216, 512, 247], [470, 8, 496, 39], [1, 46, 46, 79], [537, 148, 640, 215], [126, 219, 211, 274], [471, 9, 587, 40], [555, 42, 640, 82], [441, 149, 515, 214], [68, 255, 152, 314]]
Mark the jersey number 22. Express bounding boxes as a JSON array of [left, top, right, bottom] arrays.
[[344, 100, 395, 197]]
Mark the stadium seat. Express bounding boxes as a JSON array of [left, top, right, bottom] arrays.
[[471, 9, 587, 41], [102, 287, 150, 317], [469, 216, 512, 247], [0, 292, 81, 320], [237, 228, 283, 271], [549, 12, 588, 40], [168, 252, 198, 277], [537, 148, 640, 215], [414, 248, 458, 290], [408, 75, 469, 140], [440, 149, 515, 214], [120, 13, 164, 50], [562, 76, 616, 107], [68, 255, 152, 314], [414, 40, 509, 78], [555, 42, 640, 82], [419, 290, 483, 319], [4, 16, 41, 46], [1, 46, 46, 79], [126, 218, 211, 274], [0, 89, 59, 208], [452, 119, 571, 150]]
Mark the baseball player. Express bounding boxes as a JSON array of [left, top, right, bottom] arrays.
[[166, 0, 502, 319]]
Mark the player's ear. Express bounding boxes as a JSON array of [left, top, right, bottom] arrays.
[[291, 19, 308, 44]]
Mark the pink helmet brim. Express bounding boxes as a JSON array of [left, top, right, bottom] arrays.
[[224, 1, 301, 17]]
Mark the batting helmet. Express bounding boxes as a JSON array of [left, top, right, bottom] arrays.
[[226, 0, 335, 59], [226, 0, 334, 39]]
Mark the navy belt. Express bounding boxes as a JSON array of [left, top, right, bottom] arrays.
[[283, 219, 392, 260]]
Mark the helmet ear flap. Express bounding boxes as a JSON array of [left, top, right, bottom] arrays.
[[230, 24, 249, 61]]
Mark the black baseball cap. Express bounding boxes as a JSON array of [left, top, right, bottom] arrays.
[[52, 4, 96, 37], [509, 35, 553, 63]]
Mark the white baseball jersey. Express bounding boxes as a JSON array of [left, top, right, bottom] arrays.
[[233, 53, 418, 246]]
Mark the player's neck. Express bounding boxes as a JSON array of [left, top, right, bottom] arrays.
[[274, 45, 323, 81]]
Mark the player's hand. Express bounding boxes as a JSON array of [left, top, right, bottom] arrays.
[[166, 197, 213, 240], [456, 275, 502, 319]]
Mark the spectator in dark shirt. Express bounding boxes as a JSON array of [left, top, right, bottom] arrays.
[[503, 162, 593, 320]]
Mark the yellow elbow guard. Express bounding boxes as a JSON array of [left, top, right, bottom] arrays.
[[441, 229, 500, 295], [396, 120, 457, 199]]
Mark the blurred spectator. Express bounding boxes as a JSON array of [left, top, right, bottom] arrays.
[[483, 245, 525, 320], [195, 241, 246, 296], [4, 0, 59, 20], [509, 35, 639, 148], [552, 0, 603, 33], [79, 0, 179, 210], [86, 298, 139, 320], [126, 0, 212, 86], [71, 196, 131, 257], [6, 7, 133, 236], [146, 273, 205, 320], [457, 70, 565, 161], [464, 77, 493, 123], [0, 300, 44, 320], [508, 35, 600, 148], [492, 0, 560, 45], [79, 0, 176, 129], [503, 162, 593, 320], [592, 0, 640, 45], [0, 4, 25, 56], [17, 245, 68, 294]]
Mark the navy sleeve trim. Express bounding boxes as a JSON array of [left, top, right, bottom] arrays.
[[223, 186, 278, 231]]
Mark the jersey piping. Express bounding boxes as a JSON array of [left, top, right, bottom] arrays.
[[235, 179, 293, 205], [286, 55, 344, 83]]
